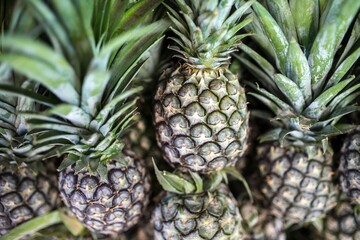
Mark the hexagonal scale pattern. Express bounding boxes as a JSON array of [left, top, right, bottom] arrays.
[[154, 66, 249, 174], [323, 197, 360, 240], [257, 144, 338, 224], [59, 157, 151, 235], [0, 163, 59, 236], [340, 130, 360, 204], [151, 184, 244, 240]]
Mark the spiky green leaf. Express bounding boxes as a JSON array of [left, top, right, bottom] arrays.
[[115, 0, 164, 32], [265, 0, 297, 41], [92, 87, 141, 130], [289, 0, 318, 52], [59, 210, 85, 236], [81, 66, 111, 116], [326, 47, 360, 89], [304, 78, 354, 119], [189, 171, 203, 193], [0, 54, 79, 105], [308, 23, 337, 92], [274, 74, 305, 113], [285, 38, 312, 103], [253, 2, 289, 72], [46, 104, 92, 128], [0, 84, 58, 106]]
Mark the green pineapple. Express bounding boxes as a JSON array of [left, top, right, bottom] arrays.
[[322, 194, 360, 240], [0, 162, 59, 236], [153, 0, 254, 174], [257, 145, 338, 223], [237, 0, 360, 224], [59, 155, 151, 235], [0, 3, 59, 235], [0, 69, 60, 237], [0, 0, 167, 235], [151, 164, 245, 240], [340, 128, 360, 204]]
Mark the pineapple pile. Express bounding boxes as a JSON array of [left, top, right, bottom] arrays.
[[0, 0, 359, 239]]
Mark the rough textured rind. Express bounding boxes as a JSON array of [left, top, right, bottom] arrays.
[[323, 196, 360, 240], [151, 184, 244, 240], [340, 130, 360, 204], [0, 163, 60, 236], [257, 144, 338, 224], [59, 157, 151, 235], [154, 65, 249, 174]]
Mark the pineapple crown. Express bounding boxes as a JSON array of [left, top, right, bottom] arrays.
[[167, 0, 254, 69], [238, 0, 360, 148], [0, 74, 43, 165], [0, 0, 168, 176]]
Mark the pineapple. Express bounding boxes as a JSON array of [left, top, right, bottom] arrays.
[[0, 3, 59, 235], [153, 0, 254, 174], [237, 0, 360, 224], [322, 194, 360, 240], [257, 144, 338, 223], [0, 0, 168, 235], [151, 165, 245, 239], [0, 71, 60, 237], [0, 162, 59, 236], [340, 128, 360, 204], [59, 155, 151, 235]]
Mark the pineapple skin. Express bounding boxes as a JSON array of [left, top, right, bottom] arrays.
[[154, 65, 249, 174], [339, 129, 360, 204], [58, 157, 151, 235], [257, 144, 338, 224], [0, 163, 60, 235], [151, 184, 244, 240], [323, 196, 360, 240]]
